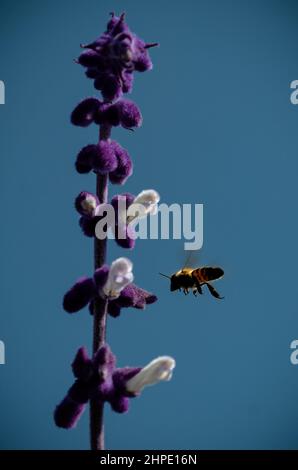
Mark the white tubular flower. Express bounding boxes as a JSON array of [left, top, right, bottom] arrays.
[[125, 356, 176, 394], [102, 257, 134, 299], [127, 189, 160, 223]]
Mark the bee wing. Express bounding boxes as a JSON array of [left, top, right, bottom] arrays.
[[182, 250, 200, 269]]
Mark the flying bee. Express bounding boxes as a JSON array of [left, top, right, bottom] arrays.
[[159, 265, 224, 299]]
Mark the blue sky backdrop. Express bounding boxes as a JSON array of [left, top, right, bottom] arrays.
[[0, 0, 298, 449]]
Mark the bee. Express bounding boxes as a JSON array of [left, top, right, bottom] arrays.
[[159, 265, 224, 299]]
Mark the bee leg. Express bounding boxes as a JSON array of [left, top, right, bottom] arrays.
[[193, 288, 197, 296], [194, 280, 203, 295], [183, 288, 189, 295], [206, 283, 224, 299]]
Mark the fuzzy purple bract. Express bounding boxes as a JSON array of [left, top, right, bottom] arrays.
[[54, 344, 141, 428], [56, 12, 160, 437], [63, 265, 157, 317], [74, 136, 133, 183], [77, 12, 157, 102]]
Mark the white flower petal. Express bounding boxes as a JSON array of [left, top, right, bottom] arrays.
[[133, 189, 160, 206], [81, 195, 98, 216], [102, 257, 133, 299], [125, 356, 176, 394], [127, 189, 160, 223]]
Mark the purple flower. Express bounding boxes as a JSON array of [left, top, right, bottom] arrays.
[[79, 215, 100, 237], [54, 380, 89, 429], [77, 49, 103, 68], [76, 140, 118, 175], [71, 98, 142, 132], [108, 284, 157, 318], [114, 99, 143, 129], [54, 344, 141, 429], [95, 99, 142, 129], [75, 191, 99, 217], [108, 141, 133, 185], [63, 260, 157, 317], [54, 344, 175, 429], [75, 145, 97, 174], [77, 13, 158, 102], [122, 71, 134, 93], [74, 192, 103, 238], [74, 190, 159, 246], [92, 141, 118, 174], [75, 138, 133, 182], [71, 98, 100, 127], [63, 277, 96, 313], [74, 191, 105, 238], [94, 73, 123, 102]]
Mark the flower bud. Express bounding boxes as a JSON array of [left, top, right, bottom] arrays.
[[109, 142, 133, 185], [94, 73, 123, 102], [116, 99, 142, 129], [92, 141, 118, 174], [71, 98, 100, 127], [75, 191, 99, 217], [77, 49, 103, 68], [122, 71, 134, 93], [75, 144, 97, 174]]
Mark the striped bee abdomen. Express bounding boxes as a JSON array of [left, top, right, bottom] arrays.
[[192, 267, 224, 283]]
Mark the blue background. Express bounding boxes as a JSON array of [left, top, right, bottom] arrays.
[[0, 0, 298, 450]]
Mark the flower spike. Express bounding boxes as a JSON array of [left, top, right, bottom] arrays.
[[58, 12, 165, 449]]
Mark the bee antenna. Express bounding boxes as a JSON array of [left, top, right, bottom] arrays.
[[159, 272, 171, 279]]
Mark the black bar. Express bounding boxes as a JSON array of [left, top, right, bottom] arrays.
[[0, 450, 297, 465]]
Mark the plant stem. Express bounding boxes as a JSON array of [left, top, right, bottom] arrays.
[[90, 124, 111, 451]]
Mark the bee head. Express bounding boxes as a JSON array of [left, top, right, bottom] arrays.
[[170, 274, 180, 292], [159, 272, 178, 291]]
